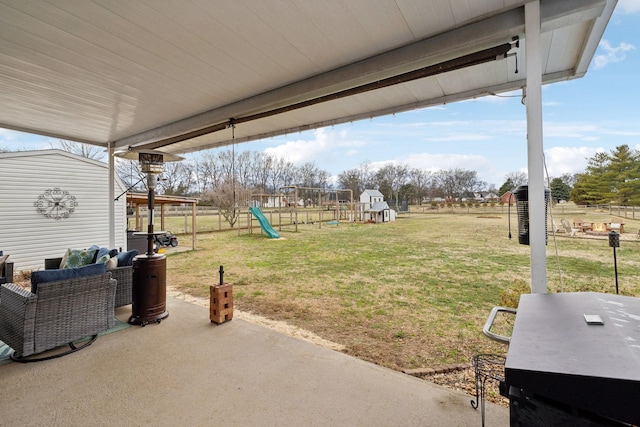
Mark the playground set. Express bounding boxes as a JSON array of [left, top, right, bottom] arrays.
[[240, 186, 358, 239]]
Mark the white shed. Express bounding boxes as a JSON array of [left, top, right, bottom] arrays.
[[0, 150, 127, 272], [359, 189, 396, 223]]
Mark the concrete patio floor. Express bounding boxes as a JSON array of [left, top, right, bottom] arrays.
[[0, 296, 508, 426]]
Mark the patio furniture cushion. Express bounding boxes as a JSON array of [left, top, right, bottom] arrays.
[[31, 263, 106, 293], [96, 247, 110, 261], [96, 253, 111, 264], [62, 248, 98, 269], [95, 247, 120, 264], [106, 256, 118, 269], [116, 250, 138, 267], [44, 252, 132, 308]]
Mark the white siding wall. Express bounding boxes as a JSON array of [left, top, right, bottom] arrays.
[[0, 150, 127, 272]]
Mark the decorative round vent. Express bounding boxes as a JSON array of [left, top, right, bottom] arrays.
[[34, 187, 78, 220]]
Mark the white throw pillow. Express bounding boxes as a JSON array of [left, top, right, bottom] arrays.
[[106, 256, 118, 269]]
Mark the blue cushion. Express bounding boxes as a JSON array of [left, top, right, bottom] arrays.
[[95, 247, 111, 261], [31, 263, 106, 293], [116, 249, 138, 267], [96, 253, 111, 264]]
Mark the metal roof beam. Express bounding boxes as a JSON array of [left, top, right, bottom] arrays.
[[116, 0, 607, 152]]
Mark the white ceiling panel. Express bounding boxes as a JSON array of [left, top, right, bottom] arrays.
[[0, 0, 616, 154]]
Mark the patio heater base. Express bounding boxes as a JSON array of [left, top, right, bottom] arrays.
[[128, 254, 169, 326]]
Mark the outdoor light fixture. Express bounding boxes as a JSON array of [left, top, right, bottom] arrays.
[[115, 148, 183, 325], [609, 230, 620, 294]]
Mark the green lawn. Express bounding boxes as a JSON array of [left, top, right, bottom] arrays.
[[165, 210, 640, 371]]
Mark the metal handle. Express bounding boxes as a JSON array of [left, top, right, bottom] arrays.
[[482, 306, 517, 345]]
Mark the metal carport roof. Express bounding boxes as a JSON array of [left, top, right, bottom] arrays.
[[0, 0, 615, 156]]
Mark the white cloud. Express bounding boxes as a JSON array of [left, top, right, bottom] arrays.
[[0, 128, 54, 151], [543, 146, 604, 177], [593, 40, 636, 69], [617, 0, 640, 14], [545, 122, 601, 140], [400, 152, 492, 172], [545, 121, 640, 141], [263, 128, 364, 165], [0, 128, 19, 142], [424, 133, 492, 143]]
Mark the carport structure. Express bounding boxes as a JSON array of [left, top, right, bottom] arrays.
[[0, 0, 616, 291], [125, 192, 199, 250]]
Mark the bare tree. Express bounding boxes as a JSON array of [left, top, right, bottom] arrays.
[[269, 157, 296, 191], [358, 162, 376, 190], [159, 161, 194, 195], [409, 168, 432, 205], [434, 168, 482, 201], [504, 171, 527, 188], [116, 158, 146, 191], [375, 163, 409, 205], [196, 152, 225, 194], [52, 139, 105, 161], [294, 162, 328, 204], [202, 180, 251, 227], [338, 168, 362, 196], [250, 152, 272, 193]]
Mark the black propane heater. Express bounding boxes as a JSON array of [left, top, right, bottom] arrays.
[[509, 185, 551, 245], [116, 149, 183, 326]]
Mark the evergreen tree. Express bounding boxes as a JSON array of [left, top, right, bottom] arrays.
[[571, 145, 640, 205], [499, 178, 514, 196], [571, 152, 611, 205], [549, 177, 571, 202], [607, 145, 640, 205]]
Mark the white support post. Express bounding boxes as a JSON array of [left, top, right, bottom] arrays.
[[526, 1, 547, 293], [108, 142, 116, 248]]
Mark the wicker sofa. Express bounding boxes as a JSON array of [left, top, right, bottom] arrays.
[[0, 271, 116, 361], [45, 256, 133, 307]]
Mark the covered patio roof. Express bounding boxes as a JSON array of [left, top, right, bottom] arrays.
[[0, 0, 615, 156], [0, 0, 617, 292]]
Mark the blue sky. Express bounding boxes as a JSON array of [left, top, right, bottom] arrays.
[[2, 1, 639, 189]]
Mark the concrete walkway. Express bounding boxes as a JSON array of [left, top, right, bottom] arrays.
[[0, 297, 508, 426]]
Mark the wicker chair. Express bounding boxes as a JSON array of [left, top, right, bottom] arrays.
[[45, 257, 133, 307], [0, 272, 116, 362]]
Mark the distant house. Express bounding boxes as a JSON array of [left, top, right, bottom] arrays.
[[359, 189, 396, 223], [500, 191, 516, 204], [474, 192, 500, 202], [260, 195, 288, 208]]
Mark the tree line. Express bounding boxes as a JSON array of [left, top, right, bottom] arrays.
[[118, 144, 640, 208], [571, 145, 640, 206], [116, 149, 510, 206], [38, 141, 640, 208]]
